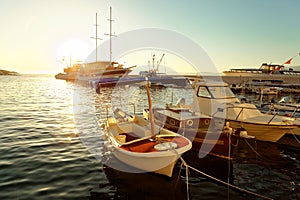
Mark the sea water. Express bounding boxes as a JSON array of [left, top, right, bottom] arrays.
[[0, 74, 299, 199]]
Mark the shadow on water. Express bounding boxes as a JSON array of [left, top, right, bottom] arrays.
[[89, 150, 254, 200], [232, 138, 300, 200], [182, 150, 234, 184], [91, 157, 187, 200]]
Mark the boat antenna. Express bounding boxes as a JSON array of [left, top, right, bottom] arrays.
[[148, 60, 150, 72], [105, 7, 116, 67], [90, 12, 102, 62], [152, 54, 155, 73], [156, 53, 165, 73]]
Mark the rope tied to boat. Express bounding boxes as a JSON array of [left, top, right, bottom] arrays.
[[288, 127, 300, 144], [179, 156, 274, 200]]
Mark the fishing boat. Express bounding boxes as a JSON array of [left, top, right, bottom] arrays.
[[93, 54, 188, 92], [192, 80, 298, 143], [136, 54, 188, 88], [103, 83, 192, 177]]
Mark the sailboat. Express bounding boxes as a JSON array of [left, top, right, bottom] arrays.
[[78, 8, 134, 84], [55, 8, 134, 82], [103, 83, 192, 177]]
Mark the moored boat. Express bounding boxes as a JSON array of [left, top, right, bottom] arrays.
[[55, 8, 134, 83], [103, 84, 192, 177], [222, 55, 300, 85], [143, 97, 249, 160], [192, 80, 298, 142]]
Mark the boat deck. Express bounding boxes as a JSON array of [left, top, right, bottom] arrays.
[[119, 134, 190, 153]]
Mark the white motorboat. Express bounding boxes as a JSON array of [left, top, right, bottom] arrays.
[[191, 80, 297, 143]]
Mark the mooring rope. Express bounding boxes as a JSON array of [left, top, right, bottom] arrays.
[[244, 138, 262, 158], [179, 157, 273, 200], [288, 127, 300, 144], [227, 133, 232, 200]]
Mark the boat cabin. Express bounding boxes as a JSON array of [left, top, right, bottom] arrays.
[[192, 81, 240, 118]]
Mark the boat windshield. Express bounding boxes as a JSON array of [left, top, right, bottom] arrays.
[[207, 86, 236, 99]]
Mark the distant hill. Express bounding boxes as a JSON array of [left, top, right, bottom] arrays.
[[0, 69, 19, 75]]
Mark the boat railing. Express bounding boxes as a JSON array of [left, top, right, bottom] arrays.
[[263, 103, 300, 118], [226, 103, 287, 125]]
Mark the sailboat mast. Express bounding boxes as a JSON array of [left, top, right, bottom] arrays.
[[109, 6, 112, 66], [96, 12, 98, 62], [91, 13, 101, 62]]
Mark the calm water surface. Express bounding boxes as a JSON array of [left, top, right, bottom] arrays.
[[0, 75, 299, 200]]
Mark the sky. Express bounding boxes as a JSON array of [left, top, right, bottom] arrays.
[[0, 0, 300, 74]]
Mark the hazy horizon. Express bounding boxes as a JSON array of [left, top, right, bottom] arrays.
[[1, 0, 300, 74]]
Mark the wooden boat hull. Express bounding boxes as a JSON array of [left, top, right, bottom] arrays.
[[151, 108, 240, 159], [105, 118, 192, 177], [110, 135, 192, 177]]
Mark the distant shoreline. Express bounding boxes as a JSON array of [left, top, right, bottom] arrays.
[[0, 69, 19, 76]]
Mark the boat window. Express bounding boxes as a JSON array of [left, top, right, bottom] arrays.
[[207, 86, 236, 99], [197, 86, 211, 98]]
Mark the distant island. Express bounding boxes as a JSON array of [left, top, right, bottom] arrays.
[[0, 69, 19, 76]]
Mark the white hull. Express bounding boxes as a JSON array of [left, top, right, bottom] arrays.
[[113, 146, 182, 177], [228, 120, 296, 142], [192, 80, 299, 143], [105, 116, 192, 177]]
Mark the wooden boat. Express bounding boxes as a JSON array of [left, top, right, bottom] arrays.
[[143, 105, 243, 160], [192, 80, 298, 143], [103, 84, 192, 177], [55, 9, 134, 83]]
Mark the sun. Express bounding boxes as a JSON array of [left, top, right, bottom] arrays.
[[56, 39, 90, 65]]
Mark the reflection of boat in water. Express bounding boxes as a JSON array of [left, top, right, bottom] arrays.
[[101, 160, 187, 200], [192, 80, 297, 143], [101, 150, 236, 200], [103, 84, 192, 177], [94, 76, 188, 93]]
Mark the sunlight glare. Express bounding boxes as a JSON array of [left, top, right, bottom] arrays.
[[56, 39, 89, 65]]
